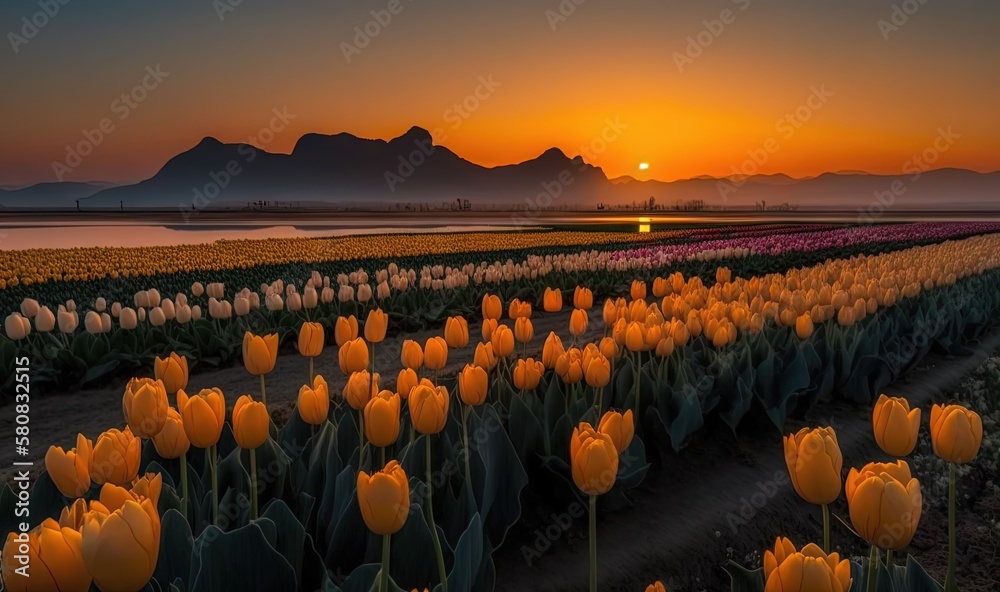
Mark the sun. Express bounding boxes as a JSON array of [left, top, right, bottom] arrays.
[[638, 162, 649, 170]]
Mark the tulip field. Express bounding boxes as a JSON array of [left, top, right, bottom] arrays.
[[0, 221, 997, 591]]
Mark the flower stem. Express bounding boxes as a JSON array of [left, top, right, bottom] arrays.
[[250, 447, 258, 521], [259, 374, 267, 407], [462, 404, 472, 492], [179, 453, 189, 519], [426, 435, 448, 592], [380, 533, 391, 592], [380, 445, 386, 468], [589, 494, 597, 592], [866, 544, 878, 592], [209, 445, 219, 527], [822, 503, 830, 553], [886, 548, 893, 567], [309, 357, 314, 384], [945, 462, 958, 591], [359, 411, 366, 466]]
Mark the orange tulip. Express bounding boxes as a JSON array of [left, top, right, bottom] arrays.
[[177, 388, 226, 449], [458, 364, 489, 406], [90, 427, 141, 486], [481, 318, 498, 341], [481, 294, 502, 320], [298, 321, 325, 357], [473, 341, 497, 370], [408, 382, 449, 434], [298, 375, 330, 425], [762, 537, 851, 592], [491, 324, 515, 357], [783, 427, 842, 505], [152, 407, 189, 460], [514, 317, 534, 344], [153, 352, 188, 394], [541, 331, 565, 368], [242, 332, 278, 376], [339, 337, 370, 375], [45, 433, 93, 498], [630, 280, 647, 300], [344, 370, 379, 410], [542, 287, 563, 312], [364, 308, 388, 343], [400, 339, 424, 369], [396, 368, 419, 399], [598, 410, 634, 454], [364, 390, 401, 447], [232, 395, 270, 449], [508, 298, 532, 319], [513, 358, 544, 391], [357, 461, 409, 535], [423, 336, 449, 371], [583, 351, 611, 388], [845, 460, 922, 550], [444, 316, 470, 348], [555, 349, 584, 385], [335, 315, 359, 346], [872, 394, 920, 457], [121, 377, 169, 439], [569, 308, 589, 337], [570, 423, 618, 495], [930, 403, 983, 464], [573, 286, 593, 310]]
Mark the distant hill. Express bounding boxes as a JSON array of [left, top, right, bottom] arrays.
[[1, 128, 997, 211]]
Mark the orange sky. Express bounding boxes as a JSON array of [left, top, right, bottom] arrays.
[[1, 0, 998, 186]]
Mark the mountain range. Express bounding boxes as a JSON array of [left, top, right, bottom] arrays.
[[1, 127, 997, 211]]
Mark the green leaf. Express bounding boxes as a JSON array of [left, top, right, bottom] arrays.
[[190, 522, 297, 592]]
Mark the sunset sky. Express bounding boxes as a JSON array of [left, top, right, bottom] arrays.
[[1, 0, 998, 187]]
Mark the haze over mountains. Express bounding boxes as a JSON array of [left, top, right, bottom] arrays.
[[2, 127, 997, 212]]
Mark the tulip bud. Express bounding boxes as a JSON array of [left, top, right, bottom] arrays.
[[491, 324, 515, 358], [783, 426, 842, 505], [570, 423, 618, 495], [148, 306, 167, 327], [120, 307, 138, 330], [396, 368, 419, 399], [344, 370, 379, 410], [152, 407, 190, 459], [234, 296, 251, 316], [872, 394, 920, 457], [44, 433, 93, 498], [122, 377, 169, 438], [542, 287, 563, 312], [339, 337, 370, 375], [90, 427, 141, 486], [298, 375, 330, 425], [930, 403, 983, 464], [573, 286, 593, 310], [243, 332, 278, 376], [364, 390, 401, 447], [423, 336, 449, 371], [845, 460, 922, 550], [357, 461, 409, 535], [303, 286, 318, 309], [35, 306, 56, 332], [58, 309, 78, 333], [365, 308, 388, 343], [20, 298, 40, 318], [795, 314, 814, 340], [569, 308, 589, 337], [514, 317, 534, 344], [400, 339, 424, 369], [177, 388, 226, 448], [232, 395, 270, 449], [335, 315, 359, 346], [298, 322, 325, 358], [4, 313, 29, 340], [408, 383, 449, 434], [481, 294, 502, 320], [175, 304, 192, 324], [444, 316, 469, 348], [100, 312, 112, 333], [357, 283, 373, 302], [458, 364, 488, 406], [598, 410, 634, 454]]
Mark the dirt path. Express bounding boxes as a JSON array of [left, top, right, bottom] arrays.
[[492, 329, 1000, 592]]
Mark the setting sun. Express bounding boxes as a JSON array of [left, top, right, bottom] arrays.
[[639, 163, 650, 170]]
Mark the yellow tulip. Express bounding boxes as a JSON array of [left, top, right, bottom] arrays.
[[396, 368, 419, 399], [153, 352, 188, 394], [365, 308, 388, 343], [90, 427, 141, 486], [339, 337, 370, 375], [408, 382, 450, 434], [573, 286, 594, 310], [481, 293, 503, 321], [513, 358, 544, 391], [598, 410, 634, 454], [344, 370, 379, 410], [514, 317, 534, 344], [152, 407, 190, 460], [357, 461, 409, 535], [872, 394, 920, 457], [570, 423, 618, 496], [400, 339, 424, 369], [298, 375, 330, 425], [2, 519, 91, 592], [242, 332, 278, 376], [542, 287, 563, 312], [762, 537, 851, 592], [845, 460, 922, 550], [364, 390, 401, 447], [298, 321, 325, 357], [45, 433, 93, 498], [783, 426, 842, 505], [81, 498, 160, 592], [423, 336, 449, 371], [444, 316, 470, 348], [569, 308, 589, 337], [177, 388, 226, 448], [930, 403, 983, 464], [491, 324, 515, 358], [473, 341, 497, 370], [335, 315, 359, 346], [122, 377, 169, 439], [459, 364, 489, 406]]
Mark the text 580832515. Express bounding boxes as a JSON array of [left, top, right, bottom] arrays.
[[10, 357, 32, 579]]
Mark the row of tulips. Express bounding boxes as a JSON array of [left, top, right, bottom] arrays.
[[723, 394, 982, 592], [3, 223, 993, 391]]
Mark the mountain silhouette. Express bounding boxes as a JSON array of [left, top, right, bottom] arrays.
[[1, 128, 998, 211]]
